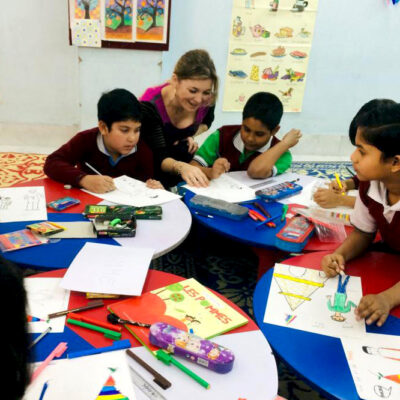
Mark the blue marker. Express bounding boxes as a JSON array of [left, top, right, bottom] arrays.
[[67, 339, 131, 359], [39, 382, 49, 400]]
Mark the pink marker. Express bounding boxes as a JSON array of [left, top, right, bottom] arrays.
[[31, 342, 68, 382]]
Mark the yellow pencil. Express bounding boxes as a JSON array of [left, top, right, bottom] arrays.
[[48, 222, 66, 230], [334, 173, 345, 195]]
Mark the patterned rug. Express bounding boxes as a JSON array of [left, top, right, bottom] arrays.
[[0, 154, 352, 400]]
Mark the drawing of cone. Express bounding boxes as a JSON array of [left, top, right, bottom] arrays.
[[95, 375, 129, 399]]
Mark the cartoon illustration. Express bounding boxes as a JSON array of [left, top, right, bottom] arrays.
[[363, 346, 400, 362], [229, 70, 248, 79], [375, 371, 400, 385], [0, 196, 12, 210], [96, 374, 129, 400], [230, 48, 247, 56], [327, 275, 357, 322], [270, 0, 279, 12], [271, 46, 286, 58], [291, 0, 308, 12], [281, 68, 305, 82], [232, 16, 245, 37], [250, 65, 260, 81], [374, 385, 392, 398], [249, 24, 270, 38], [290, 50, 307, 59], [280, 87, 293, 97], [298, 27, 311, 38], [235, 94, 246, 103], [262, 66, 279, 81], [275, 27, 293, 38], [24, 189, 43, 211], [181, 314, 201, 326]]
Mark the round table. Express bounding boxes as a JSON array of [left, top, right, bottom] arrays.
[[253, 251, 400, 400]]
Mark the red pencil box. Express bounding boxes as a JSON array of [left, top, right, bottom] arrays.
[[275, 215, 314, 252]]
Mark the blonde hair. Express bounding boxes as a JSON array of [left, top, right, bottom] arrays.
[[173, 49, 219, 104]]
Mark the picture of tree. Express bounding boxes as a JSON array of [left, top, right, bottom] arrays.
[[74, 0, 100, 20], [105, 0, 133, 40], [137, 0, 167, 42]]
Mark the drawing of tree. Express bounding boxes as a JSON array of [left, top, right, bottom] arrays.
[[138, 0, 165, 29], [77, 0, 99, 19], [106, 0, 132, 29]]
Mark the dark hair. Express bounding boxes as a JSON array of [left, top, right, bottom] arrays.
[[0, 257, 29, 399], [97, 88, 142, 130], [361, 123, 400, 159], [242, 92, 283, 131], [174, 49, 219, 104], [349, 99, 397, 145]]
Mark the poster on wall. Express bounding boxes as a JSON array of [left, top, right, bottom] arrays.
[[223, 0, 319, 112], [68, 0, 170, 50]]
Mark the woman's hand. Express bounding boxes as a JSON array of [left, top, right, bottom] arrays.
[[145, 179, 164, 190], [180, 164, 209, 187]]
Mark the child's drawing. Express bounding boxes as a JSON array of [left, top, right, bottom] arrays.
[[0, 196, 11, 209], [374, 385, 392, 398], [96, 374, 130, 399], [363, 346, 400, 362], [24, 189, 44, 211], [327, 275, 356, 322]]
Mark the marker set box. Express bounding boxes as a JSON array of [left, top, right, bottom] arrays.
[[83, 204, 162, 220], [255, 181, 302, 201]]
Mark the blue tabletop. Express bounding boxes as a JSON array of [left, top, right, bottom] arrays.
[[0, 213, 118, 270], [253, 267, 400, 400], [184, 191, 286, 249]]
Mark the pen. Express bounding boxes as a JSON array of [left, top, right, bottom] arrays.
[[31, 342, 68, 381], [253, 202, 271, 218], [281, 204, 289, 221], [29, 326, 52, 349], [38, 381, 49, 400], [155, 349, 210, 389], [48, 299, 104, 319], [346, 166, 355, 177], [68, 312, 122, 332], [67, 318, 122, 340], [68, 339, 131, 359], [194, 211, 214, 219], [334, 173, 345, 195], [85, 162, 102, 176]]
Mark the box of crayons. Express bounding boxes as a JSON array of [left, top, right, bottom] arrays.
[[83, 204, 162, 220], [26, 221, 66, 236], [92, 214, 137, 237]]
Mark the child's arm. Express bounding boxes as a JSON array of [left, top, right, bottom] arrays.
[[321, 228, 375, 277], [247, 129, 301, 179], [355, 282, 400, 327], [79, 175, 115, 193], [329, 178, 356, 193], [313, 188, 356, 208], [190, 158, 230, 180]]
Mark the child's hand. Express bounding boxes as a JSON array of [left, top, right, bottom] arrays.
[[329, 179, 347, 194], [185, 137, 199, 154], [313, 188, 343, 208], [180, 164, 209, 187], [145, 179, 164, 190], [79, 175, 115, 193], [282, 129, 302, 148], [321, 253, 345, 277], [355, 293, 391, 327], [210, 158, 230, 179]]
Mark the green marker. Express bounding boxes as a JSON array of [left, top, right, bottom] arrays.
[[155, 349, 210, 389], [281, 204, 289, 221], [67, 318, 121, 340]]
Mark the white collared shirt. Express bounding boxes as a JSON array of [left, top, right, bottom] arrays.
[[96, 133, 136, 166], [350, 181, 400, 233]]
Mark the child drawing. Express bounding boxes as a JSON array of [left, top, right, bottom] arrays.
[[327, 275, 356, 322]]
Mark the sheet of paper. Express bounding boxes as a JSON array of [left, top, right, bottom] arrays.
[[24, 277, 70, 333], [48, 221, 97, 238], [83, 175, 180, 206], [71, 19, 101, 47], [130, 330, 278, 400], [264, 264, 366, 339], [24, 350, 136, 400], [0, 186, 47, 222], [183, 173, 256, 203], [341, 333, 400, 400], [61, 242, 155, 296]]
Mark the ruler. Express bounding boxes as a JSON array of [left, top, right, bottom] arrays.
[[129, 366, 168, 400]]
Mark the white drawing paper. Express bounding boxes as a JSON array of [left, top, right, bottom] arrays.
[[0, 186, 47, 222], [183, 173, 256, 203], [24, 350, 136, 400], [83, 175, 180, 206], [264, 264, 366, 338], [24, 277, 70, 333], [60, 242, 155, 296], [341, 334, 400, 400]]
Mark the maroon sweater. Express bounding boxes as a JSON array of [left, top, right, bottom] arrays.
[[218, 125, 280, 171], [359, 181, 400, 252], [44, 128, 154, 187]]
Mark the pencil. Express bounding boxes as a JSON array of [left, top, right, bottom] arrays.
[[29, 326, 52, 349], [334, 173, 345, 195], [85, 162, 102, 176], [48, 299, 104, 319]]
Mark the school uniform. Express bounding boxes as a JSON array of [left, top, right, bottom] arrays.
[[193, 125, 292, 175], [350, 180, 400, 252], [44, 128, 154, 187]]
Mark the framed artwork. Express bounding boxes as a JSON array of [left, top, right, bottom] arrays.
[[68, 0, 171, 51]]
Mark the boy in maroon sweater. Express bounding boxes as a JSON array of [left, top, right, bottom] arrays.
[[44, 89, 162, 193]]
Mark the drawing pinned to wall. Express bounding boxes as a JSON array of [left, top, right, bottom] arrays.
[[104, 0, 133, 41], [136, 0, 169, 44], [74, 0, 101, 19], [264, 264, 365, 338], [224, 0, 319, 112], [72, 19, 101, 47]]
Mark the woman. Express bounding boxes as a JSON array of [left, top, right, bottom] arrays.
[[140, 49, 218, 187]]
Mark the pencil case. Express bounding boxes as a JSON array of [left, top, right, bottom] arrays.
[[149, 322, 235, 374], [92, 214, 137, 237], [189, 194, 248, 220], [255, 181, 302, 201], [275, 215, 314, 252], [83, 204, 162, 220], [47, 197, 80, 211]]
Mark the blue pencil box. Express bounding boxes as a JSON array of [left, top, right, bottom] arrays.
[[275, 215, 314, 252], [189, 195, 248, 220], [256, 181, 302, 201]]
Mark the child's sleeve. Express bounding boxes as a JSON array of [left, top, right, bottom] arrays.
[[274, 150, 292, 175], [350, 192, 377, 233], [192, 130, 221, 167]]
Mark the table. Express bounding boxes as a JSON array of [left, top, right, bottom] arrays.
[[253, 251, 400, 400], [27, 269, 279, 400], [1, 178, 192, 270]]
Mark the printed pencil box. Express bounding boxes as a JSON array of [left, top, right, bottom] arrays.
[[189, 194, 248, 220], [275, 215, 314, 252], [149, 322, 235, 373], [83, 204, 162, 220], [256, 181, 302, 201], [47, 197, 80, 211], [92, 214, 137, 237]]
